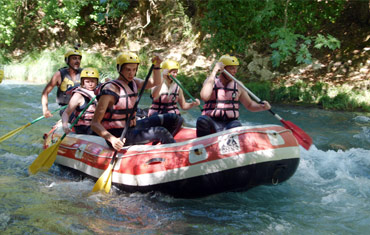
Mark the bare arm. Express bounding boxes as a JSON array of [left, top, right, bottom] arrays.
[[61, 93, 84, 134], [41, 71, 62, 118], [151, 69, 168, 99], [91, 84, 125, 151], [178, 89, 200, 110], [200, 62, 224, 101], [239, 88, 271, 112], [137, 55, 163, 89], [150, 82, 163, 99]]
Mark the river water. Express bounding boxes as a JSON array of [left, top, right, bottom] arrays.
[[0, 80, 369, 234]]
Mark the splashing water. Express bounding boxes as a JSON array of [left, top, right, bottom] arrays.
[[0, 81, 369, 234]]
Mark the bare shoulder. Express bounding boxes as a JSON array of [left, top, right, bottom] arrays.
[[103, 82, 119, 93], [48, 70, 62, 86], [134, 77, 143, 89]]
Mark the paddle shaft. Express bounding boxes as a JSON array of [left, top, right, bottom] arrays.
[[59, 98, 96, 141], [222, 70, 284, 120], [169, 74, 202, 110], [111, 64, 155, 160], [92, 64, 155, 193], [28, 97, 96, 174], [222, 69, 312, 150], [31, 105, 67, 124], [0, 105, 67, 144]]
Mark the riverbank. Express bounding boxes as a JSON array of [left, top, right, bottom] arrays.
[[2, 72, 369, 112], [1, 43, 370, 112]]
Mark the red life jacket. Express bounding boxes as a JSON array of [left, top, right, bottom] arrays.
[[202, 77, 239, 119], [148, 82, 180, 116], [100, 79, 138, 130], [72, 88, 96, 127]]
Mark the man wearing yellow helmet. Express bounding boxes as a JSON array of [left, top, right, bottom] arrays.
[[196, 54, 271, 137], [148, 59, 200, 135], [41, 48, 83, 118], [62, 67, 99, 135], [91, 52, 175, 151]]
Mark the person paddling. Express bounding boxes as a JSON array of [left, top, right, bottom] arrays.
[[91, 52, 175, 151], [196, 54, 271, 137], [62, 67, 99, 135], [147, 59, 200, 135], [41, 48, 83, 118]]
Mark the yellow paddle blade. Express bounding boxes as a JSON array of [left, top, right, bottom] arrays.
[[104, 171, 113, 193], [28, 139, 62, 175], [92, 163, 113, 193], [0, 123, 31, 143]]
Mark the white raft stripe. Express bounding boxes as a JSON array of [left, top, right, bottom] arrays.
[[58, 128, 294, 159], [55, 124, 290, 152], [56, 146, 300, 187]]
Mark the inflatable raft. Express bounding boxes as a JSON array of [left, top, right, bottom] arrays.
[[43, 122, 300, 198]]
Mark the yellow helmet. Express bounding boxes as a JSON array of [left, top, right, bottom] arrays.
[[161, 59, 180, 71], [81, 67, 99, 80], [0, 69, 3, 83], [116, 52, 140, 72], [64, 49, 82, 64], [219, 54, 239, 66], [81, 67, 99, 86]]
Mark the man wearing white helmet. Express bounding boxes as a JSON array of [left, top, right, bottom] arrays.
[[41, 48, 83, 118], [196, 54, 271, 137]]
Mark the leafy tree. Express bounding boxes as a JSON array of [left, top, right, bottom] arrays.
[[0, 0, 22, 46], [0, 0, 129, 51], [200, 0, 345, 67]]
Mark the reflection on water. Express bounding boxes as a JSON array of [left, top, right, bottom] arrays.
[[0, 81, 369, 234]]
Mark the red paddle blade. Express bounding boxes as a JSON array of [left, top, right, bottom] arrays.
[[281, 120, 312, 150]]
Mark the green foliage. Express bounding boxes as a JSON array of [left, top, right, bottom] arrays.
[[245, 82, 272, 101], [97, 0, 129, 24], [176, 73, 205, 99], [0, 0, 130, 47], [310, 82, 328, 101], [0, 0, 21, 46], [201, 0, 273, 55], [246, 80, 370, 111], [317, 92, 370, 111], [200, 0, 346, 67], [314, 34, 341, 50], [269, 28, 314, 67], [37, 0, 129, 28]]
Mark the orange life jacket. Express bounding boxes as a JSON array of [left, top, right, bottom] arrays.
[[72, 88, 97, 127], [148, 82, 180, 116], [100, 79, 138, 130], [202, 77, 239, 119]]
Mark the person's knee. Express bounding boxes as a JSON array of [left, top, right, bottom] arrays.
[[196, 116, 210, 128], [163, 113, 179, 123], [227, 120, 242, 129], [163, 113, 183, 130], [196, 116, 213, 137], [153, 126, 175, 144]]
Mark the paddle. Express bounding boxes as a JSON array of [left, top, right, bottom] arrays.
[[29, 97, 96, 174], [169, 74, 202, 110], [0, 105, 67, 144], [92, 64, 155, 193], [222, 70, 312, 150]]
